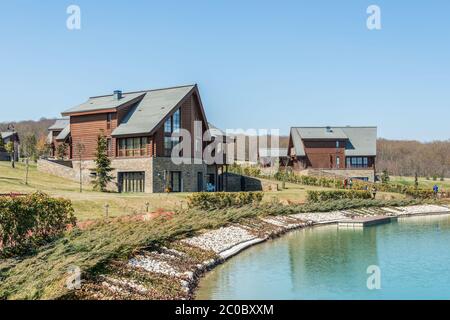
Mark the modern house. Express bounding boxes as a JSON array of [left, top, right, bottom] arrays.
[[288, 126, 377, 182], [42, 84, 230, 193], [0, 131, 20, 161]]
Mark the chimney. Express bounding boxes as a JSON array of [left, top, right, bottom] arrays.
[[113, 90, 122, 100]]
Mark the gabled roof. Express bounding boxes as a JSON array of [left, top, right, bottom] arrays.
[[61, 92, 145, 116], [293, 127, 348, 140], [48, 118, 70, 131], [111, 85, 199, 137], [290, 126, 377, 157], [1, 132, 17, 140], [55, 125, 71, 141]]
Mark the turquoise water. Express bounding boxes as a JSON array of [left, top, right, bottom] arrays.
[[196, 214, 450, 300]]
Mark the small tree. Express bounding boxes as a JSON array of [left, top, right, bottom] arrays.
[[92, 132, 114, 192], [0, 134, 4, 151], [5, 141, 15, 168], [381, 169, 390, 184], [56, 143, 68, 160], [414, 172, 419, 189], [36, 135, 51, 158]]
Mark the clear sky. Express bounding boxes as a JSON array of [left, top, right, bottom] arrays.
[[1, 0, 449, 141]]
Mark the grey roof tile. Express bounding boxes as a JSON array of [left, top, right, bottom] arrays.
[[112, 85, 195, 137], [290, 126, 377, 156]]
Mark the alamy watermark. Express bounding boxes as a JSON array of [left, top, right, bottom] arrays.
[[66, 265, 82, 290], [367, 5, 381, 30], [66, 5, 81, 30], [366, 265, 381, 290]]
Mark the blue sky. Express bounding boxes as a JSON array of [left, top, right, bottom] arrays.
[[1, 0, 449, 141]]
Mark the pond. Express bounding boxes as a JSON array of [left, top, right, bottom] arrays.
[[196, 214, 450, 300]]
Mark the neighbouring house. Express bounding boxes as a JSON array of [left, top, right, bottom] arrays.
[[288, 126, 377, 182], [40, 84, 232, 193], [47, 118, 70, 158], [0, 131, 20, 161]]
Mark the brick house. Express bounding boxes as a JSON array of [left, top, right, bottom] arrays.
[[288, 126, 377, 182], [43, 84, 229, 193]]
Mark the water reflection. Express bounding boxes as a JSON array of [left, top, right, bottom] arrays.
[[196, 214, 450, 300]]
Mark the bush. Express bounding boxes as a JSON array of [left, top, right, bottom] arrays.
[[187, 192, 263, 210], [306, 190, 372, 202], [0, 192, 76, 257]]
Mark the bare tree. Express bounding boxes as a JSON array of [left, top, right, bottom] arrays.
[[75, 142, 86, 193]]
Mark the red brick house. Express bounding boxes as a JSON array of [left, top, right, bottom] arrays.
[[288, 126, 377, 181], [42, 84, 229, 193]]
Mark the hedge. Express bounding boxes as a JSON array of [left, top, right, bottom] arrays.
[[0, 192, 76, 257], [306, 190, 372, 202], [229, 164, 438, 199], [187, 192, 263, 210]]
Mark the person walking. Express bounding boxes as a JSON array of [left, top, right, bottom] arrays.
[[349, 178, 353, 189], [433, 184, 439, 197], [372, 186, 377, 199]]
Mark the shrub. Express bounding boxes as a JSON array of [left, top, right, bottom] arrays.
[[0, 192, 76, 257], [306, 190, 372, 202], [187, 192, 263, 210]]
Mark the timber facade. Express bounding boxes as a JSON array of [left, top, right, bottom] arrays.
[[45, 85, 229, 193]]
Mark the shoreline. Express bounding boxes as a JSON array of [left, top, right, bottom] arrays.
[[189, 204, 450, 300], [79, 204, 450, 300]]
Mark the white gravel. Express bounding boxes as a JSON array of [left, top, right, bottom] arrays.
[[182, 226, 258, 253], [289, 211, 348, 223], [128, 255, 183, 278], [392, 205, 450, 216]]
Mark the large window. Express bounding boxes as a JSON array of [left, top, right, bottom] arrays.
[[347, 157, 369, 168], [118, 137, 150, 157], [164, 109, 181, 156]]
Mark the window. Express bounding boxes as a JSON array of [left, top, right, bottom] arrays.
[[107, 113, 112, 130], [363, 157, 368, 167], [336, 156, 340, 168], [336, 141, 340, 148], [117, 137, 149, 157], [173, 109, 181, 133], [347, 157, 369, 168], [164, 117, 172, 133], [163, 108, 181, 156], [107, 138, 112, 156]]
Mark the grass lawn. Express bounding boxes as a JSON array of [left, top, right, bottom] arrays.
[[390, 176, 450, 191], [0, 161, 404, 221]]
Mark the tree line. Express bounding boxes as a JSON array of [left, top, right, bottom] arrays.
[[1, 119, 449, 178]]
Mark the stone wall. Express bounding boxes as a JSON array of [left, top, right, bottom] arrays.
[[37, 159, 80, 182], [319, 168, 376, 182], [152, 157, 207, 193], [72, 158, 153, 193]]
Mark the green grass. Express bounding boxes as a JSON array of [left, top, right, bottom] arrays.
[[390, 176, 450, 190], [1, 161, 366, 220], [0, 198, 423, 300], [0, 161, 189, 220]]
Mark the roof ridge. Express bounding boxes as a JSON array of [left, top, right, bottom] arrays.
[[291, 126, 377, 128], [89, 84, 196, 99]]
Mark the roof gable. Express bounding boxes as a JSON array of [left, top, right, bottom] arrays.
[[111, 85, 198, 137], [290, 126, 377, 156]]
